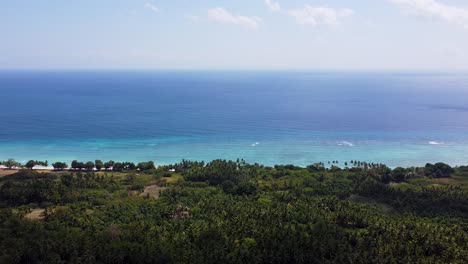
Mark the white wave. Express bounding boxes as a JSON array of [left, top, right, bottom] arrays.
[[251, 142, 260, 147], [337, 141, 354, 147], [428, 141, 443, 145]]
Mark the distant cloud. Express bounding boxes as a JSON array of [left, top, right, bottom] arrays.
[[144, 1, 159, 13], [265, 0, 281, 12], [288, 5, 354, 26], [207, 7, 263, 29], [389, 0, 468, 29]]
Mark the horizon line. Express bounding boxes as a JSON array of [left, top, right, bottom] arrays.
[[1, 68, 468, 74]]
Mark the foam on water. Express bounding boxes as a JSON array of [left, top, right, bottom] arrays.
[[337, 141, 355, 147]]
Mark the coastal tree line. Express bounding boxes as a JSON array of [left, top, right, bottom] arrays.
[[1, 159, 156, 172], [1, 158, 456, 181]]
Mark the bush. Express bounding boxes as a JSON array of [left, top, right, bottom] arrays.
[[425, 163, 454, 178], [392, 167, 407, 182], [221, 180, 236, 194], [137, 161, 156, 171], [52, 162, 68, 170], [162, 172, 172, 177], [235, 182, 257, 195], [129, 184, 145, 191]]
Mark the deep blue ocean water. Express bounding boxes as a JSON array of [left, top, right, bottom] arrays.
[[1, 71, 468, 167]]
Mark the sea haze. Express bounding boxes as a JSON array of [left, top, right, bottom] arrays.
[[0, 71, 468, 167]]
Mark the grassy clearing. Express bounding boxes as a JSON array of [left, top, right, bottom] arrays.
[[349, 194, 395, 214], [389, 174, 468, 191], [163, 173, 183, 185]]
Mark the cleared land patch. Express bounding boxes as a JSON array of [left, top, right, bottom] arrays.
[[0, 169, 19, 177], [140, 185, 167, 199], [24, 208, 46, 220]]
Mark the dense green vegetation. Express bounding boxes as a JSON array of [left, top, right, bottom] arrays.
[[1, 159, 468, 263]]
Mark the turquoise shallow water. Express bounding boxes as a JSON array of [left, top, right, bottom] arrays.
[[1, 71, 468, 167], [0, 132, 467, 168]]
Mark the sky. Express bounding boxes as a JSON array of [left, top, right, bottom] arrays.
[[1, 0, 468, 70]]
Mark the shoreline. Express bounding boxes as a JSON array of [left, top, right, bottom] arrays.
[[1, 159, 467, 173]]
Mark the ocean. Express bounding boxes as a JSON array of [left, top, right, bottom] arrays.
[[1, 71, 468, 167]]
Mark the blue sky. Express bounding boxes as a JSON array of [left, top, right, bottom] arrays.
[[1, 0, 468, 70]]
